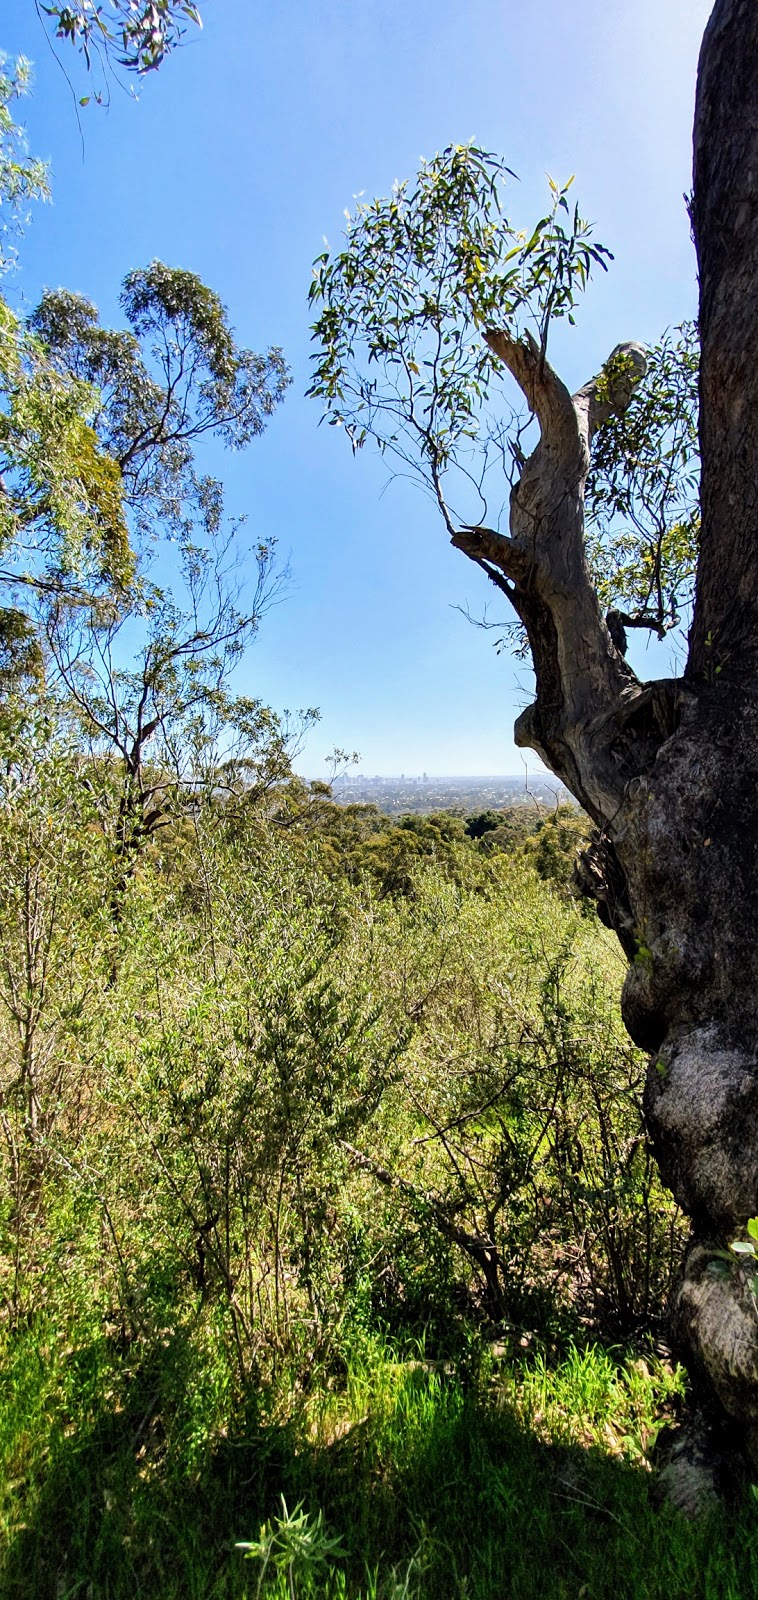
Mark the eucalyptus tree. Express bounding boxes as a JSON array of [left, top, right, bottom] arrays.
[[32, 262, 291, 855], [0, 60, 130, 695], [309, 0, 758, 1488], [1, 59, 292, 849], [30, 262, 289, 548]]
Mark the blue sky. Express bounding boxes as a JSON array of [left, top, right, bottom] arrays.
[[3, 0, 711, 776]]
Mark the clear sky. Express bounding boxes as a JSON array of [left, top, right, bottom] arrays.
[[3, 0, 712, 777]]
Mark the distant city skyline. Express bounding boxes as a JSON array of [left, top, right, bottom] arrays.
[[321, 772, 571, 816], [327, 771, 553, 781]]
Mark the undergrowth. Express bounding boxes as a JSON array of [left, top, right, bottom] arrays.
[[0, 735, 745, 1596], [1, 1318, 755, 1600]]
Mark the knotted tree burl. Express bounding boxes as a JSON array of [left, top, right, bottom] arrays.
[[310, 0, 758, 1470]]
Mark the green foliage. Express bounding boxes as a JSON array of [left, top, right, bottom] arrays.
[[0, 58, 49, 276], [465, 805, 542, 855], [0, 713, 704, 1595], [0, 606, 42, 692], [0, 63, 135, 680], [237, 1495, 346, 1598], [308, 145, 609, 524], [0, 295, 132, 591], [41, 0, 203, 80], [352, 865, 682, 1341], [464, 809, 502, 842], [523, 805, 589, 894], [3, 1323, 756, 1600], [309, 150, 699, 652], [0, 714, 681, 1356], [13, 264, 292, 844], [0, 705, 117, 1319], [45, 534, 297, 866], [355, 813, 473, 900], [586, 323, 700, 640], [304, 801, 584, 903], [31, 264, 290, 544], [100, 822, 406, 1367]]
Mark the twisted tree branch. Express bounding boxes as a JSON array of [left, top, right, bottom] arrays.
[[450, 335, 649, 820]]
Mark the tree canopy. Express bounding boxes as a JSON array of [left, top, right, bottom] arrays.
[[0, 67, 295, 832], [31, 263, 289, 546], [0, 63, 131, 685], [308, 145, 699, 651]]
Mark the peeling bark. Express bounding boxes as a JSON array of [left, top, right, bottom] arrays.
[[448, 0, 758, 1488]]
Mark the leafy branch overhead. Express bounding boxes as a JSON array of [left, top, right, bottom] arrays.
[[308, 147, 609, 474], [40, 0, 203, 80], [308, 144, 699, 648]]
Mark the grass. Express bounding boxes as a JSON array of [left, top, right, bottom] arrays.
[[0, 1316, 755, 1599]]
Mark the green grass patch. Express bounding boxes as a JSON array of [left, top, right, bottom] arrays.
[[0, 1321, 755, 1599]]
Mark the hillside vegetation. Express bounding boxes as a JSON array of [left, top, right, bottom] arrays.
[[1, 701, 755, 1598]]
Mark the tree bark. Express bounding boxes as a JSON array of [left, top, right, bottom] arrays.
[[688, 0, 758, 682], [450, 0, 758, 1483]]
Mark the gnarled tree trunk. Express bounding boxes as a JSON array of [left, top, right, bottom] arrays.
[[451, 0, 758, 1490]]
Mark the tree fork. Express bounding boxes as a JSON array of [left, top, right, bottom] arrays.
[[451, 333, 650, 823]]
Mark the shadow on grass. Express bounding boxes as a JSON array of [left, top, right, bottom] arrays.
[[2, 1330, 757, 1600]]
